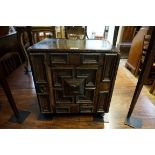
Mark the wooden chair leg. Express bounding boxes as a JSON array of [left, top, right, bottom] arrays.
[[150, 80, 155, 94]]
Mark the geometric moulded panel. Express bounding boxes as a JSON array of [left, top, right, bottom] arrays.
[[63, 78, 85, 97], [76, 89, 95, 104], [30, 55, 47, 82], [102, 54, 117, 81], [97, 92, 109, 113], [28, 39, 120, 115], [54, 89, 73, 104], [52, 69, 72, 87], [76, 69, 97, 87]]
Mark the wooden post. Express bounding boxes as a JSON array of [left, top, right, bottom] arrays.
[[113, 26, 119, 47], [26, 26, 33, 46]]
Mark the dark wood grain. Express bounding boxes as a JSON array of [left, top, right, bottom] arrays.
[[28, 38, 113, 52], [121, 26, 139, 42], [28, 39, 119, 117]]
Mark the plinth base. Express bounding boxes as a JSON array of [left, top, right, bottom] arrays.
[[38, 113, 53, 120], [93, 113, 109, 123]]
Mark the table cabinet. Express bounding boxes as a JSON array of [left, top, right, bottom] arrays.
[[28, 39, 119, 116]]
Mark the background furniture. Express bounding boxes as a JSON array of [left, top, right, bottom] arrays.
[[65, 26, 88, 39], [0, 64, 19, 118], [121, 26, 140, 42], [117, 42, 132, 59], [16, 26, 56, 73], [0, 52, 22, 76], [0, 64, 30, 123], [0, 26, 9, 37], [0, 30, 24, 76], [125, 27, 149, 76], [30, 26, 56, 43], [117, 26, 140, 58], [150, 80, 155, 94], [139, 34, 155, 84], [125, 27, 155, 128], [28, 38, 120, 120], [125, 27, 155, 85], [16, 27, 31, 73]]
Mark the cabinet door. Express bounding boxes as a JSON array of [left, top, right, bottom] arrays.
[[29, 52, 119, 114], [51, 66, 100, 113], [50, 53, 102, 113]]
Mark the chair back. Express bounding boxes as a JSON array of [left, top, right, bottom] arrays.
[[30, 26, 56, 43], [65, 26, 88, 39]]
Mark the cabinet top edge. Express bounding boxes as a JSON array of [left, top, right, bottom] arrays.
[[28, 38, 117, 53]]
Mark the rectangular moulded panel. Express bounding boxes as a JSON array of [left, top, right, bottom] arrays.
[[81, 53, 100, 64], [76, 68, 97, 87], [76, 89, 95, 104], [52, 68, 73, 87], [35, 83, 49, 94], [99, 81, 110, 92], [56, 104, 79, 113], [68, 53, 81, 65], [30, 55, 47, 82], [50, 54, 68, 64], [102, 54, 117, 81], [80, 104, 93, 113], [56, 107, 70, 113], [54, 89, 73, 104], [63, 78, 85, 97], [97, 92, 109, 113]]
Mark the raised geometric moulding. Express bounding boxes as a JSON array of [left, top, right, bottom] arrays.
[[63, 78, 85, 97]]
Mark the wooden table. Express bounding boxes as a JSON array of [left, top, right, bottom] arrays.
[[28, 38, 120, 120]]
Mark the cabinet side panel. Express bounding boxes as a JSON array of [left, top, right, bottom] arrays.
[[97, 54, 120, 113], [30, 54, 53, 113], [30, 55, 47, 82]]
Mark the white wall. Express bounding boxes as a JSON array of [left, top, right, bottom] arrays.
[[87, 26, 115, 45], [87, 26, 105, 39], [116, 26, 124, 46], [107, 26, 115, 45]]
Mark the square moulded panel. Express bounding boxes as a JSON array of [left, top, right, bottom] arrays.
[[63, 78, 85, 97], [52, 69, 72, 87], [76, 89, 95, 104], [31, 55, 47, 82], [50, 54, 68, 64], [54, 89, 73, 104], [82, 54, 99, 64], [76, 69, 97, 87]]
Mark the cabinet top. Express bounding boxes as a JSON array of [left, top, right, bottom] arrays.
[[28, 38, 116, 53]]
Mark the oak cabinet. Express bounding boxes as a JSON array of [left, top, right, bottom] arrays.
[[28, 39, 119, 116]]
